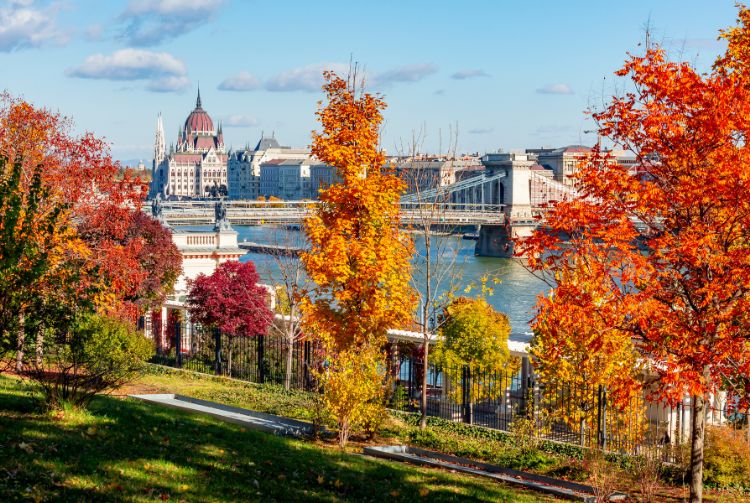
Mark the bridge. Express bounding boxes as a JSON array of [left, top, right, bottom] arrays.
[[156, 152, 579, 257], [157, 200, 506, 226]]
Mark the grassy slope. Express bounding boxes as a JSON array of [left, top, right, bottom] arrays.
[[0, 374, 553, 502]]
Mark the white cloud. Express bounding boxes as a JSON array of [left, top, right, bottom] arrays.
[[67, 49, 189, 93], [0, 0, 67, 52], [147, 75, 190, 92], [372, 63, 438, 87], [451, 69, 489, 80], [265, 63, 348, 92], [219, 114, 259, 127], [536, 83, 574, 95], [120, 0, 224, 46], [218, 71, 261, 91]]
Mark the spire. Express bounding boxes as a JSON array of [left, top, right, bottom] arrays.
[[196, 84, 202, 109], [153, 112, 166, 168]]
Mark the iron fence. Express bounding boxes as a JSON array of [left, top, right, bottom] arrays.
[[145, 320, 747, 461]]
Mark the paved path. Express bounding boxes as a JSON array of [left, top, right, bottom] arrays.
[[130, 394, 314, 437]]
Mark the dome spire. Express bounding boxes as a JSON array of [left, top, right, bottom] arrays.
[[196, 84, 202, 109]]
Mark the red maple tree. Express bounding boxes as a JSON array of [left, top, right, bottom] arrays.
[[186, 260, 272, 374]]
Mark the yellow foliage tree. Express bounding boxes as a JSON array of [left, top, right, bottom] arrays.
[[434, 297, 516, 405], [318, 347, 389, 447], [301, 71, 416, 446]]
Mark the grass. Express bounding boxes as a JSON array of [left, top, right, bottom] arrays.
[[0, 373, 555, 502], [126, 365, 750, 502], [129, 366, 568, 474]]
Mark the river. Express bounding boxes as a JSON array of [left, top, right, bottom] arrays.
[[226, 225, 549, 334]]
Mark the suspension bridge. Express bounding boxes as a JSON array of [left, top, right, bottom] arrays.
[[155, 153, 579, 257]]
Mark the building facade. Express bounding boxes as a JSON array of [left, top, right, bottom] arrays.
[[228, 135, 337, 200], [151, 90, 229, 199], [536, 145, 591, 186]]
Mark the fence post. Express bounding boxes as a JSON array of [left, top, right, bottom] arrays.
[[214, 328, 222, 375], [175, 321, 182, 368], [598, 385, 608, 449], [520, 356, 530, 415], [303, 340, 312, 390], [462, 365, 472, 424], [532, 373, 540, 434], [257, 334, 265, 384]]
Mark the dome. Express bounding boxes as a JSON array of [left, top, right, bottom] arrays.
[[183, 88, 214, 133]]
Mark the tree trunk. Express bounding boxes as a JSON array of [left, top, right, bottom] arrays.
[[420, 231, 431, 430], [690, 394, 707, 503], [284, 336, 294, 390], [15, 313, 25, 372], [35, 328, 44, 367], [420, 335, 429, 429]]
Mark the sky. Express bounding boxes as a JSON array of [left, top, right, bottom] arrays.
[[0, 0, 741, 163]]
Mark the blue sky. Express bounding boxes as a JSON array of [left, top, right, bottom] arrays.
[[0, 0, 740, 162]]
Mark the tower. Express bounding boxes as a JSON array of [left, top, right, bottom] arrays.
[[153, 113, 166, 170]]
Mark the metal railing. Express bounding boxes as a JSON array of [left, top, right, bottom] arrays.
[[147, 320, 746, 460], [149, 201, 507, 226]]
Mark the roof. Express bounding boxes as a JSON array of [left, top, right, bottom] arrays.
[[254, 136, 281, 150], [260, 157, 316, 167], [539, 145, 591, 156]]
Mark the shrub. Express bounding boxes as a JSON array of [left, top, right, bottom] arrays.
[[629, 451, 663, 503], [703, 426, 750, 489], [584, 449, 622, 503], [23, 313, 152, 409], [317, 347, 389, 447]]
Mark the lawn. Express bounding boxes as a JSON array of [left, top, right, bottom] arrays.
[[123, 365, 749, 502], [0, 373, 554, 502]]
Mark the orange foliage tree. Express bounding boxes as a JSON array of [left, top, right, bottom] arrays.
[[301, 72, 416, 446], [0, 94, 180, 367], [520, 7, 750, 501]]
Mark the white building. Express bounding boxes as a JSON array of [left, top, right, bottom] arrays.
[[227, 136, 309, 200], [151, 89, 229, 199], [228, 135, 338, 200]]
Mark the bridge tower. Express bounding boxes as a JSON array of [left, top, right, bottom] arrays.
[[476, 152, 537, 257]]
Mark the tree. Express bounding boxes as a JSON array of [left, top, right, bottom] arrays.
[[122, 212, 182, 314], [0, 155, 80, 365], [261, 234, 308, 390], [0, 94, 153, 326], [531, 255, 644, 447], [301, 71, 416, 446], [396, 125, 468, 429], [519, 8, 750, 500], [186, 260, 272, 375], [433, 296, 515, 407]]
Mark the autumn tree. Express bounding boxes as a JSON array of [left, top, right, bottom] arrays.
[[0, 155, 79, 365], [531, 255, 644, 447], [187, 260, 272, 375], [0, 94, 158, 325], [301, 71, 416, 447], [434, 296, 515, 410], [122, 212, 182, 315], [519, 7, 750, 501], [396, 124, 468, 429]]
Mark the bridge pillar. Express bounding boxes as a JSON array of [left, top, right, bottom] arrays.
[[475, 221, 536, 257], [477, 152, 538, 257]]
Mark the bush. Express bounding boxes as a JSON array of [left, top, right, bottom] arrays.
[[23, 313, 152, 409], [703, 426, 750, 489], [317, 347, 389, 447]]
